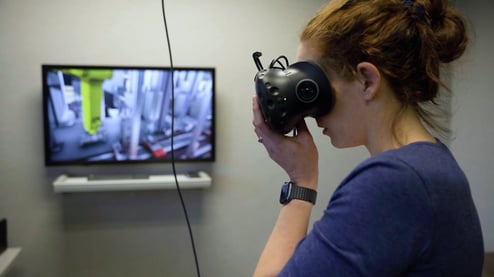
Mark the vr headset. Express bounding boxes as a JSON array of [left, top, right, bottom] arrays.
[[252, 52, 334, 134]]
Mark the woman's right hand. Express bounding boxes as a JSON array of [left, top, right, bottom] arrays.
[[252, 96, 319, 188]]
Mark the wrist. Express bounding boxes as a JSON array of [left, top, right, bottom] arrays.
[[289, 177, 318, 190], [288, 171, 318, 190]]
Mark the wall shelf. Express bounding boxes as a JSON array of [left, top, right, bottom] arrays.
[[0, 247, 21, 276], [52, 171, 211, 193]]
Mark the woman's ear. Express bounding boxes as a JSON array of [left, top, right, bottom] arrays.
[[356, 62, 381, 101]]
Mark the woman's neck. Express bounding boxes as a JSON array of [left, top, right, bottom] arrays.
[[367, 105, 436, 155]]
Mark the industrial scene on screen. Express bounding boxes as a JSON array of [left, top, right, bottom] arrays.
[[44, 66, 214, 165]]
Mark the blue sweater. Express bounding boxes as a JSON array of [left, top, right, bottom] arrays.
[[280, 141, 484, 276]]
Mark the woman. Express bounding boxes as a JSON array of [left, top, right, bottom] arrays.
[[252, 0, 484, 276]]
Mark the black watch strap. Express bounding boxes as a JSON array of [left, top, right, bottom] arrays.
[[280, 181, 317, 205]]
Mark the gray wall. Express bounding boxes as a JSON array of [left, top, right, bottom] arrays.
[[0, 0, 491, 276], [452, 0, 494, 252]]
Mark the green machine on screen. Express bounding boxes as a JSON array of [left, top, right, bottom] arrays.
[[65, 69, 113, 135]]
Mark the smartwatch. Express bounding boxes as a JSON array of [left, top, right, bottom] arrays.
[[279, 181, 317, 205]]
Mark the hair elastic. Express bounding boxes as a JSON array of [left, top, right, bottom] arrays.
[[402, 0, 426, 22]]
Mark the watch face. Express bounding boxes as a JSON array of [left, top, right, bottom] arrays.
[[279, 182, 291, 204]]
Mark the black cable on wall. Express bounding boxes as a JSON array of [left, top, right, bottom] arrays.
[[160, 1, 202, 277]]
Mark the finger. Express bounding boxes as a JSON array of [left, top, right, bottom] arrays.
[[252, 96, 285, 144], [295, 119, 309, 135], [252, 96, 266, 139], [252, 96, 267, 131], [293, 119, 314, 143]]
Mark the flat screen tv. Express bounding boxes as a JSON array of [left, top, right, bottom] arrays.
[[42, 64, 215, 166]]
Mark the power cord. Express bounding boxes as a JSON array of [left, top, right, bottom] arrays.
[[160, 1, 201, 277], [269, 55, 289, 70]]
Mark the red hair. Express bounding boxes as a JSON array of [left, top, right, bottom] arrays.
[[301, 0, 468, 136]]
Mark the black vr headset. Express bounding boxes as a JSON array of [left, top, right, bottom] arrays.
[[252, 52, 334, 134]]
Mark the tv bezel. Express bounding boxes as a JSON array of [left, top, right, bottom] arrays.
[[42, 64, 216, 166]]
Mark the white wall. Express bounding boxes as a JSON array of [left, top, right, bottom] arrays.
[[0, 1, 490, 276], [452, 0, 494, 252]]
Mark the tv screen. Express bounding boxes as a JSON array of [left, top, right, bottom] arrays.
[[42, 64, 215, 166]]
